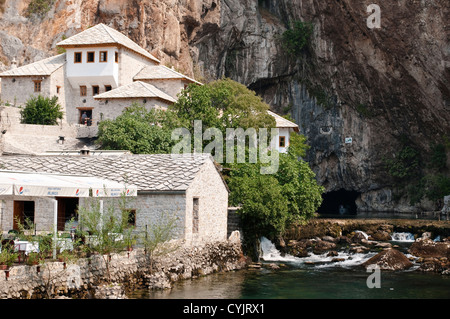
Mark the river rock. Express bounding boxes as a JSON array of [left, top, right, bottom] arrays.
[[312, 240, 337, 254], [369, 230, 392, 242], [362, 248, 413, 271], [408, 239, 450, 258]]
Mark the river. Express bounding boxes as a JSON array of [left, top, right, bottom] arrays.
[[127, 234, 450, 300]]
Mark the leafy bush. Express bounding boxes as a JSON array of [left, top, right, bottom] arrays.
[[25, 0, 54, 18], [21, 95, 63, 125], [281, 20, 314, 56], [97, 104, 176, 154]]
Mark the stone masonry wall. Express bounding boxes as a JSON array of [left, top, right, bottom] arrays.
[[0, 237, 247, 299]]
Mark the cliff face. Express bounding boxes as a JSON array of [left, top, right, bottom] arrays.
[[0, 0, 449, 212]]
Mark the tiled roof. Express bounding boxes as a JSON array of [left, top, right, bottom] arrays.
[[94, 81, 177, 103], [0, 153, 213, 192], [56, 24, 160, 63], [134, 65, 202, 85], [0, 54, 66, 77], [267, 110, 299, 131]]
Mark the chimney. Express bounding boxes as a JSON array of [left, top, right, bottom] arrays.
[[80, 145, 91, 156], [10, 58, 17, 70]]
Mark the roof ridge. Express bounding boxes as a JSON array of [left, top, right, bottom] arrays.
[[99, 23, 118, 43]]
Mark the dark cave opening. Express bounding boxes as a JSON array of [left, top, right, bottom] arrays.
[[318, 189, 361, 216]]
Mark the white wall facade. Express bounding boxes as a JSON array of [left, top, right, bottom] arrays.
[[271, 127, 292, 153], [65, 47, 119, 89]]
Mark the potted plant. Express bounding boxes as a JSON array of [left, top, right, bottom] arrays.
[[123, 228, 136, 252], [26, 252, 41, 266], [0, 246, 18, 270]]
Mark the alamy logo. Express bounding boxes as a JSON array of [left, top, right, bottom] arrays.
[[367, 4, 381, 29], [366, 264, 381, 288], [171, 120, 280, 174]]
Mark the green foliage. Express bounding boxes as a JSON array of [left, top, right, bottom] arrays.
[[384, 145, 421, 182], [172, 78, 276, 135], [430, 143, 447, 170], [25, 0, 54, 18], [281, 20, 313, 56], [97, 103, 176, 154], [287, 132, 309, 158], [21, 95, 63, 125], [227, 151, 324, 240], [0, 243, 18, 267]]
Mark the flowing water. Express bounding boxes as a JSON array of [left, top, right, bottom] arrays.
[[129, 234, 450, 299]]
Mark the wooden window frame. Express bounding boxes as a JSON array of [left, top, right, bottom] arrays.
[[99, 51, 108, 63], [74, 52, 82, 63], [87, 51, 95, 63], [33, 80, 42, 92], [115, 51, 119, 63], [279, 136, 286, 148], [80, 85, 87, 96], [56, 85, 61, 94], [105, 85, 112, 92]]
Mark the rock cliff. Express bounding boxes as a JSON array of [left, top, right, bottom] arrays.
[[0, 0, 449, 212]]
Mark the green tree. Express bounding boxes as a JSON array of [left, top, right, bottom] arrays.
[[227, 148, 324, 245], [97, 103, 176, 154], [171, 78, 276, 136], [21, 95, 63, 125]]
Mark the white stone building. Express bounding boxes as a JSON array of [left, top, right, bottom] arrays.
[[0, 23, 200, 127], [267, 110, 299, 153], [0, 153, 229, 245]]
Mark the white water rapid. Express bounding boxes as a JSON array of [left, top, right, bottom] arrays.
[[390, 232, 415, 242], [260, 237, 375, 269]]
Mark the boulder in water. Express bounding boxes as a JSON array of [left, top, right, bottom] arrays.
[[408, 238, 450, 258], [362, 248, 413, 271]]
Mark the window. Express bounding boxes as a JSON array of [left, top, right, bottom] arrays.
[[92, 85, 99, 96], [13, 201, 35, 230], [74, 52, 82, 63], [87, 51, 95, 63], [99, 51, 108, 62], [115, 51, 118, 63], [122, 209, 136, 227], [33, 80, 42, 92], [56, 86, 61, 94], [105, 85, 112, 92], [80, 86, 87, 96], [279, 136, 286, 148], [192, 198, 199, 233]]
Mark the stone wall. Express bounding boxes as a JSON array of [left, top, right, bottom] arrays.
[[0, 237, 247, 299]]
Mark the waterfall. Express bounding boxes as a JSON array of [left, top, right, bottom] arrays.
[[355, 230, 369, 240], [260, 237, 299, 262], [391, 232, 415, 242]]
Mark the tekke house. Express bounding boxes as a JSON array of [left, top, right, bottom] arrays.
[[0, 23, 298, 153]]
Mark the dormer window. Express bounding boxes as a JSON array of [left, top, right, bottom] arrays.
[[74, 52, 82, 63], [100, 51, 108, 63], [87, 51, 95, 63]]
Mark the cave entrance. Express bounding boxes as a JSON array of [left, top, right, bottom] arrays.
[[318, 189, 360, 216]]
